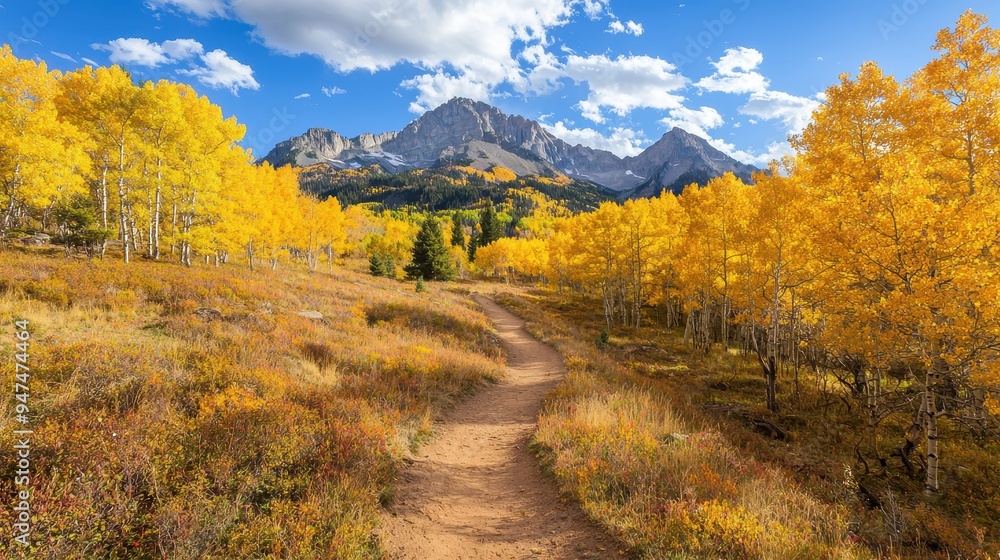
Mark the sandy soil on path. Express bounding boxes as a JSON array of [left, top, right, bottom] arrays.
[[378, 295, 627, 560]]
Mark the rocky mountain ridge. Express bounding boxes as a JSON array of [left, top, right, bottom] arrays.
[[262, 97, 758, 194]]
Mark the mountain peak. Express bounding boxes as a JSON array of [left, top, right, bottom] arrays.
[[262, 99, 758, 194]]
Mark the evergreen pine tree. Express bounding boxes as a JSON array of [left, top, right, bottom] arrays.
[[368, 253, 395, 277], [405, 217, 455, 281], [479, 201, 503, 246], [369, 253, 384, 276], [450, 213, 466, 250], [467, 227, 481, 262]]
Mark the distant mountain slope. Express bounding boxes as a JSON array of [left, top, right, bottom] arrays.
[[623, 127, 758, 197], [262, 97, 759, 195], [297, 163, 615, 213]]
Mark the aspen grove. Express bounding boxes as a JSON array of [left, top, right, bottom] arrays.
[[473, 11, 1000, 497]]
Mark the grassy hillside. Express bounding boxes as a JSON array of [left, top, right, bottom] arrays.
[[0, 247, 503, 559], [497, 290, 998, 559]]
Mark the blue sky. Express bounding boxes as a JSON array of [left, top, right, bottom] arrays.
[[3, 1, 999, 164]]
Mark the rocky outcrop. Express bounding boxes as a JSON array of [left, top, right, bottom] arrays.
[[262, 98, 758, 194]]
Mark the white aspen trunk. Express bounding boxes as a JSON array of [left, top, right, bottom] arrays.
[[118, 143, 130, 264], [152, 160, 162, 259], [247, 238, 255, 272], [2, 163, 19, 235], [924, 372, 940, 495], [99, 164, 109, 260]]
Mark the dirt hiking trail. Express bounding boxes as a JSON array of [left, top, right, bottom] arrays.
[[379, 295, 627, 559]]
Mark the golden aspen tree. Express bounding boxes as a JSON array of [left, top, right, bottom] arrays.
[[364, 215, 419, 274], [0, 46, 89, 240], [797, 27, 1000, 493], [644, 191, 687, 327], [731, 162, 816, 412], [909, 10, 1000, 197], [317, 196, 347, 272], [59, 66, 147, 262], [259, 164, 303, 270], [676, 173, 752, 351], [171, 85, 245, 266], [136, 80, 185, 259], [543, 218, 577, 292], [474, 238, 516, 283]]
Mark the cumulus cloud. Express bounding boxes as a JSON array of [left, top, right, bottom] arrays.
[[580, 0, 607, 19], [294, 93, 311, 99], [520, 44, 564, 94], [208, 0, 574, 86], [739, 90, 820, 133], [695, 47, 769, 94], [160, 38, 204, 60], [542, 120, 648, 157], [709, 138, 793, 166], [91, 37, 204, 67], [561, 54, 687, 123], [322, 86, 347, 96], [178, 49, 259, 94], [660, 106, 724, 139], [607, 19, 643, 36], [401, 71, 493, 113]]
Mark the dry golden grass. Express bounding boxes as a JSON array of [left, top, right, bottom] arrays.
[[496, 290, 868, 560], [0, 248, 503, 559]]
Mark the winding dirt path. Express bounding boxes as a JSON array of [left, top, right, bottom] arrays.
[[379, 295, 627, 560]]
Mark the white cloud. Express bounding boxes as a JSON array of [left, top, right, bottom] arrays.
[[660, 106, 724, 139], [542, 120, 647, 157], [294, 93, 311, 99], [739, 90, 820, 133], [606, 19, 643, 36], [81, 57, 100, 67], [709, 138, 792, 166], [714, 46, 763, 75], [178, 49, 259, 94], [520, 44, 564, 94], [580, 0, 606, 19], [322, 86, 347, 96], [146, 0, 226, 18], [160, 38, 204, 60], [50, 51, 76, 63], [561, 54, 687, 123], [92, 37, 203, 67], [216, 0, 576, 86], [695, 47, 769, 94], [401, 71, 492, 113]]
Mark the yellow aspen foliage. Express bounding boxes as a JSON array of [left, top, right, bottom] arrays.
[[675, 173, 754, 349], [0, 46, 89, 237]]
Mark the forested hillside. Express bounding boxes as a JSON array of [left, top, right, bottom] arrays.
[[297, 162, 615, 212]]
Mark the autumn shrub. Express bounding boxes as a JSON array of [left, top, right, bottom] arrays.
[[0, 251, 503, 558], [500, 291, 864, 560]]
